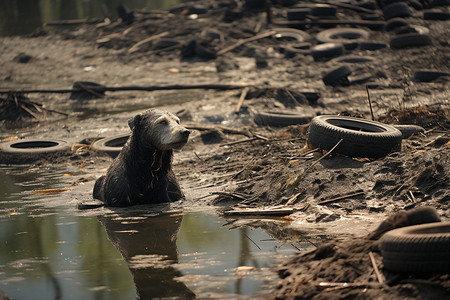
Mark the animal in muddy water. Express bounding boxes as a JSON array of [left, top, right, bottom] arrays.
[[93, 109, 190, 207]]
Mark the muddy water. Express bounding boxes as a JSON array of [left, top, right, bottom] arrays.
[[0, 165, 313, 299], [0, 0, 181, 36]]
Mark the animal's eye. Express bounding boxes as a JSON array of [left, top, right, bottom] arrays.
[[176, 119, 180, 124], [160, 119, 168, 125]]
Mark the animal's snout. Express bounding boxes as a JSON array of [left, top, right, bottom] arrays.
[[181, 129, 190, 139]]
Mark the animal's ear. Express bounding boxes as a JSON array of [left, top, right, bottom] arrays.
[[128, 114, 142, 130]]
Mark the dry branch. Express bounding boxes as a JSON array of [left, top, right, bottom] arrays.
[[216, 30, 276, 56]]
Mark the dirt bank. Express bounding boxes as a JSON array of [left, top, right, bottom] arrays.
[[1, 0, 449, 298]]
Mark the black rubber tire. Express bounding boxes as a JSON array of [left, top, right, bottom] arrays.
[[359, 41, 387, 50], [414, 70, 450, 82], [254, 111, 312, 127], [381, 222, 450, 274], [311, 43, 345, 61], [311, 5, 337, 17], [286, 8, 310, 20], [91, 134, 129, 158], [0, 139, 70, 154], [273, 28, 311, 43], [394, 25, 429, 36], [322, 65, 352, 86], [383, 2, 411, 20], [316, 28, 370, 44], [390, 33, 432, 49], [423, 9, 450, 20], [308, 115, 402, 158], [384, 18, 409, 32]]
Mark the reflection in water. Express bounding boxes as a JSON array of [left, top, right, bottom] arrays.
[[98, 211, 195, 299], [0, 167, 308, 299]]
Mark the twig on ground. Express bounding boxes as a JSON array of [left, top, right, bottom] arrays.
[[217, 30, 276, 56], [318, 191, 365, 205], [185, 124, 252, 137], [128, 31, 169, 53], [366, 85, 375, 121], [194, 152, 202, 161], [408, 190, 416, 203], [303, 139, 343, 174], [235, 87, 249, 113], [369, 251, 385, 284]]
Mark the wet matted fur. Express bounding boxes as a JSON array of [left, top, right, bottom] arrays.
[[93, 109, 190, 207]]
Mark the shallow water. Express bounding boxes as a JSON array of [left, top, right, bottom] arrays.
[[0, 0, 182, 36], [0, 165, 316, 299]]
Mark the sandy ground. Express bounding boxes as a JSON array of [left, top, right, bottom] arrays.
[[1, 0, 449, 298]]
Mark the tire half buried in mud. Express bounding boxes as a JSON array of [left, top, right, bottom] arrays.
[[308, 115, 402, 158], [381, 222, 450, 274], [0, 139, 70, 154], [91, 134, 129, 158]]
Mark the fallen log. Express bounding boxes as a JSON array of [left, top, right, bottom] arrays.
[[0, 82, 252, 96]]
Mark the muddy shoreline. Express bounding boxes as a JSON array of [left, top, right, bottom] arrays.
[[1, 0, 449, 298]]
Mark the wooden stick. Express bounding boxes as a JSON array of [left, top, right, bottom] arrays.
[[369, 251, 385, 284], [235, 87, 250, 113], [366, 85, 375, 121], [318, 191, 365, 205], [0, 83, 251, 95], [128, 32, 169, 53], [303, 139, 343, 174], [216, 30, 276, 56]]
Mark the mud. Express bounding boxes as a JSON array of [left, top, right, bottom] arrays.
[[1, 0, 449, 299]]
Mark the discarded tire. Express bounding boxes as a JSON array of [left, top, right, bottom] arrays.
[[414, 70, 450, 82], [0, 139, 70, 155], [92, 134, 129, 158], [423, 9, 450, 21], [390, 33, 432, 49], [394, 25, 429, 36], [286, 8, 310, 20], [381, 222, 450, 274], [383, 2, 411, 20], [311, 43, 345, 61], [384, 18, 409, 31], [254, 111, 312, 127], [359, 42, 387, 50], [311, 4, 337, 17], [273, 28, 311, 43], [308, 115, 402, 158], [322, 65, 352, 86], [316, 28, 370, 44]]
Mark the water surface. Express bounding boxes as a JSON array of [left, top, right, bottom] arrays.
[[0, 0, 181, 36], [0, 165, 315, 299]]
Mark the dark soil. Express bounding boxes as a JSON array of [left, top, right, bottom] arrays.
[[0, 0, 449, 298]]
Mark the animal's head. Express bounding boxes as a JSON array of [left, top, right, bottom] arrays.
[[128, 109, 190, 150]]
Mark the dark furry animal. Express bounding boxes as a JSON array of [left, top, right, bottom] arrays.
[[93, 109, 190, 207]]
